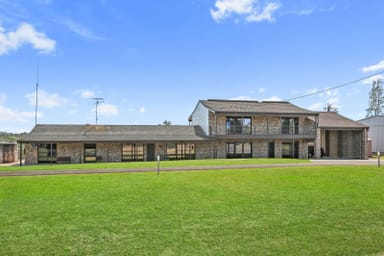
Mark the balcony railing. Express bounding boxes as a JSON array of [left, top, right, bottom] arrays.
[[223, 125, 316, 137], [226, 125, 252, 135]]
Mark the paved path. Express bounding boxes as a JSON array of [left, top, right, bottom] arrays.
[[0, 159, 381, 177]]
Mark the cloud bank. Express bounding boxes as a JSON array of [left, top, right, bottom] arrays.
[[0, 23, 56, 55], [211, 0, 280, 23]]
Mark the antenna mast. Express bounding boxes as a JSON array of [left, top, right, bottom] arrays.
[[92, 97, 104, 125], [35, 64, 39, 125]]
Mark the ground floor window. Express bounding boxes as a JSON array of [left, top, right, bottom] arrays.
[[226, 142, 252, 158], [38, 143, 57, 163], [166, 143, 195, 160], [122, 144, 144, 161], [84, 143, 96, 162], [282, 142, 299, 158]]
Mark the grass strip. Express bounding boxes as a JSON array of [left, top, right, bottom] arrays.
[[1, 166, 383, 255]]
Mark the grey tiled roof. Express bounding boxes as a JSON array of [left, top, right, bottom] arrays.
[[200, 99, 316, 115], [19, 124, 209, 143], [318, 112, 368, 129]]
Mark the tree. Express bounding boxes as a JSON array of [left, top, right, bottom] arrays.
[[366, 78, 384, 117], [161, 120, 172, 126], [324, 103, 338, 112]]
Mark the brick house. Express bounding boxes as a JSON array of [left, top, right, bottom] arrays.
[[20, 125, 209, 165], [189, 100, 319, 159], [19, 99, 368, 164]]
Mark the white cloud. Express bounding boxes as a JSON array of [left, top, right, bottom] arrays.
[[139, 107, 146, 113], [307, 102, 324, 111], [262, 96, 282, 101], [0, 23, 56, 55], [76, 89, 96, 99], [307, 99, 339, 112], [97, 103, 118, 116], [362, 75, 384, 85], [319, 88, 338, 98], [258, 88, 265, 93], [306, 88, 318, 95], [246, 2, 280, 22], [289, 9, 313, 16], [62, 19, 103, 41], [210, 0, 280, 23], [361, 60, 384, 73], [0, 105, 41, 122], [229, 96, 257, 101], [25, 89, 67, 108]]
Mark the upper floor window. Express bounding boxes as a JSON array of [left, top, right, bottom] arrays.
[[281, 117, 299, 134], [226, 117, 252, 135]]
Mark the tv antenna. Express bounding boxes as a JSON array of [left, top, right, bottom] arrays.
[[92, 97, 104, 124]]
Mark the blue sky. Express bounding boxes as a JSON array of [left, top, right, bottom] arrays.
[[1, 0, 384, 132]]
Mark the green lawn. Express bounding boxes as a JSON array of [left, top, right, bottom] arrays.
[[0, 158, 308, 172], [1, 166, 384, 255]]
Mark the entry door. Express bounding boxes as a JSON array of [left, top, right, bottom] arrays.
[[268, 142, 275, 158], [146, 144, 155, 161]]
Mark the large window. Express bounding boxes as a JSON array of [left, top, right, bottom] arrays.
[[282, 142, 299, 158], [226, 142, 252, 158], [226, 117, 252, 135], [38, 144, 57, 163], [84, 144, 96, 163], [281, 117, 298, 135], [166, 143, 195, 160], [122, 144, 144, 161]]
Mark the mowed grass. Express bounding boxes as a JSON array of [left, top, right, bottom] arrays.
[[1, 166, 384, 255], [0, 158, 308, 172]]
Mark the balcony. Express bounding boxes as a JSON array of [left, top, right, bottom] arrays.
[[220, 125, 316, 139]]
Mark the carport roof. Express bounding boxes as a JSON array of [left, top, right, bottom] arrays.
[[318, 112, 368, 129]]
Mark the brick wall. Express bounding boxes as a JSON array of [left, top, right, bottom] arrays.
[[24, 144, 38, 165]]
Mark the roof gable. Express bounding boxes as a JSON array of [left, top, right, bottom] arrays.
[[199, 99, 316, 115]]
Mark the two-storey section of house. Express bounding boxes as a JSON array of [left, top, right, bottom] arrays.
[[189, 99, 318, 159]]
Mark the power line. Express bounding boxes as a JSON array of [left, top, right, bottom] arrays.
[[286, 70, 384, 101]]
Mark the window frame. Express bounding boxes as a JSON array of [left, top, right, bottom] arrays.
[[122, 143, 144, 162], [37, 143, 57, 163]]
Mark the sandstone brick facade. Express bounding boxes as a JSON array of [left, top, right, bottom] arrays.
[[20, 100, 368, 164]]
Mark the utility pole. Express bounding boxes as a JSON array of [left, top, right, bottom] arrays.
[[92, 97, 104, 125], [35, 64, 39, 125]]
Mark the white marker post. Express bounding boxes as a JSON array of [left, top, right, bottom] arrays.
[[378, 152, 381, 168], [157, 155, 160, 175]]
